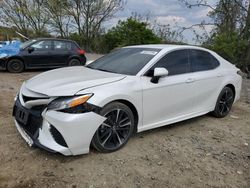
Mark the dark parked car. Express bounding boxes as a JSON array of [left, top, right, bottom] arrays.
[[0, 38, 86, 73]]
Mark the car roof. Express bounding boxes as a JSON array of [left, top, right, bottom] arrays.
[[35, 38, 76, 43], [124, 44, 209, 51]]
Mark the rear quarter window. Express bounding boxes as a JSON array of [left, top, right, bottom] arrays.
[[189, 49, 220, 72]]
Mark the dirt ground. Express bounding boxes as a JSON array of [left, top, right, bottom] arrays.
[[0, 59, 250, 188]]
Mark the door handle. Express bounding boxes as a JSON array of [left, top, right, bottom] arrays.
[[217, 73, 223, 77], [185, 78, 195, 83]]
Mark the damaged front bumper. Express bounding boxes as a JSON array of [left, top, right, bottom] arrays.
[[13, 95, 106, 156]]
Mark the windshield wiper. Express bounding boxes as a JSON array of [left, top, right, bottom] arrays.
[[95, 68, 114, 73]]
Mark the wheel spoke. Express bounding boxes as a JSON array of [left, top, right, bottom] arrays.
[[224, 104, 230, 112], [226, 96, 233, 102], [102, 122, 112, 128], [119, 117, 129, 124], [220, 104, 225, 115], [119, 121, 131, 127], [225, 90, 228, 98], [100, 129, 111, 140], [116, 126, 130, 131], [101, 131, 112, 146], [115, 132, 123, 145], [116, 109, 121, 122]]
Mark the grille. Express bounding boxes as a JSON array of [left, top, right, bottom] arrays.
[[14, 98, 46, 137], [24, 111, 43, 136]]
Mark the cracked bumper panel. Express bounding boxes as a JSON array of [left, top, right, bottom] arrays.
[[13, 96, 106, 156], [42, 110, 106, 155]]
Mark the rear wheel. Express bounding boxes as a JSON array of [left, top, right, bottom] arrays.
[[7, 59, 24, 73], [92, 102, 135, 153], [212, 87, 235, 118], [69, 59, 81, 66]]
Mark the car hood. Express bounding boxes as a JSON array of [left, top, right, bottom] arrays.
[[25, 66, 126, 96]]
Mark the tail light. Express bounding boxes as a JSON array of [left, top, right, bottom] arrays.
[[77, 49, 85, 55]]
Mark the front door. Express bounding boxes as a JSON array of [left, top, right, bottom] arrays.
[[141, 49, 196, 131], [24, 40, 53, 68]]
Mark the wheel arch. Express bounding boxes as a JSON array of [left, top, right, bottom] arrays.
[[103, 99, 139, 134], [225, 83, 236, 98], [7, 56, 26, 68], [68, 55, 80, 61]]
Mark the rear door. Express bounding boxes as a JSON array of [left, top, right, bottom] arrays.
[[50, 40, 71, 67], [24, 40, 53, 68], [188, 49, 223, 112]]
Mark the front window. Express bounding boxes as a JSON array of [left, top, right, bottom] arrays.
[[87, 48, 161, 75], [20, 39, 37, 49], [148, 49, 190, 76], [31, 40, 52, 50]]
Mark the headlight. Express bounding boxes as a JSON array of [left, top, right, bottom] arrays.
[[47, 94, 93, 111]]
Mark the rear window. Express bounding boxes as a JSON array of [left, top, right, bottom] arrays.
[[54, 41, 72, 50], [189, 49, 220, 72]]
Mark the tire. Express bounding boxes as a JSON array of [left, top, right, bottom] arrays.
[[69, 59, 81, 66], [92, 102, 135, 153], [212, 87, 235, 118], [7, 59, 24, 73]]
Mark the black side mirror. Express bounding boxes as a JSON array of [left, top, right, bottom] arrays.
[[28, 47, 35, 53]]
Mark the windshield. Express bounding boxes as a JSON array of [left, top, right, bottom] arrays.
[[87, 48, 161, 75], [20, 39, 37, 49]]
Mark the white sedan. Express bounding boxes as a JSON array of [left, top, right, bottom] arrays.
[[13, 45, 242, 155]]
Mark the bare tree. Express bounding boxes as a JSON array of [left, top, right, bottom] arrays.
[[65, 0, 124, 50], [0, 0, 30, 35], [0, 0, 50, 36], [44, 0, 71, 37], [20, 0, 50, 36]]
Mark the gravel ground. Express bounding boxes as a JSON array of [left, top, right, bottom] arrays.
[[0, 58, 249, 188]]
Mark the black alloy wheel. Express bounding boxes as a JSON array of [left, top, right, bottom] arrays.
[[92, 102, 135, 152], [212, 87, 235, 118]]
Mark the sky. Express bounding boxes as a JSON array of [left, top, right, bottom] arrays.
[[106, 0, 219, 44]]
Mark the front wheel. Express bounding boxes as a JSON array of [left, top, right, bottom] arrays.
[[7, 59, 24, 73], [92, 102, 135, 153], [212, 87, 235, 118]]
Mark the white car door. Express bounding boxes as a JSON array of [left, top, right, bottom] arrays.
[[188, 49, 224, 112], [140, 49, 197, 131]]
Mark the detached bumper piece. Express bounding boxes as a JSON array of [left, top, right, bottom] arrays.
[[13, 97, 68, 154], [13, 96, 107, 155]]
